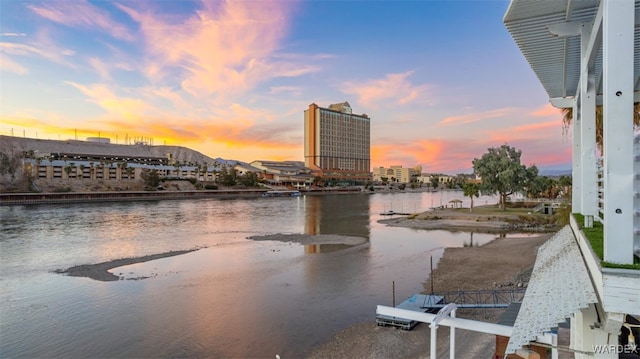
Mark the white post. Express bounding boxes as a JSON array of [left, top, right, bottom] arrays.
[[602, 0, 634, 264], [429, 303, 458, 358], [573, 100, 582, 213], [430, 323, 437, 359], [580, 24, 598, 217], [449, 308, 456, 359]]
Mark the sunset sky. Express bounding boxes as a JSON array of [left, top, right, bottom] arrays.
[[0, 0, 571, 174]]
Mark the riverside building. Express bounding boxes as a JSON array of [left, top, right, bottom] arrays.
[[304, 102, 371, 185]]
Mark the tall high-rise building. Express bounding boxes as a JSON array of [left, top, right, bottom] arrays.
[[304, 101, 371, 184]]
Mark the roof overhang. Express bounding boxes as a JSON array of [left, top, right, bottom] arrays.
[[504, 0, 640, 108]]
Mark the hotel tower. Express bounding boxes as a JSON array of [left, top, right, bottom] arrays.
[[304, 102, 371, 185]]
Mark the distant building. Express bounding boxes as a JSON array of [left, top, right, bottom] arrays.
[[304, 102, 371, 185], [86, 137, 110, 144], [246, 160, 313, 188], [372, 165, 421, 183]]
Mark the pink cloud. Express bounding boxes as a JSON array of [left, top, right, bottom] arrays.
[[117, 1, 304, 97], [0, 53, 27, 74], [0, 30, 77, 70], [28, 0, 133, 41], [511, 121, 561, 133], [65, 82, 149, 120], [88, 58, 111, 80], [371, 130, 572, 174], [438, 107, 517, 126], [342, 71, 433, 108], [529, 103, 562, 117]]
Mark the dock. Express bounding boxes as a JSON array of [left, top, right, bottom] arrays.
[[375, 294, 444, 330], [375, 289, 525, 330], [379, 210, 411, 216]]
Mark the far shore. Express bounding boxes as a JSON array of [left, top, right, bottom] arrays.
[[0, 187, 365, 205]]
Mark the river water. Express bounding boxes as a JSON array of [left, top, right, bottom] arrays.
[[0, 190, 501, 358]]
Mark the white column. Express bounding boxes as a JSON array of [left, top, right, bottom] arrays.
[[580, 24, 598, 217], [573, 305, 606, 359], [430, 323, 437, 359], [449, 309, 456, 359], [573, 101, 582, 212], [570, 311, 584, 359], [602, 0, 634, 264]]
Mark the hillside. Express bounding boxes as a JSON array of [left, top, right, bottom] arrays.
[[0, 135, 232, 166]]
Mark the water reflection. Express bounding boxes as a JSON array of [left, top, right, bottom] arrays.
[[464, 232, 477, 247], [304, 194, 370, 238], [305, 243, 355, 253]]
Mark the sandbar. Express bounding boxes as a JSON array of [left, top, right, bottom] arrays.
[[54, 249, 199, 282], [248, 233, 368, 246]]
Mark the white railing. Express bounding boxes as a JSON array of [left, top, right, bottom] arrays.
[[635, 135, 640, 259]]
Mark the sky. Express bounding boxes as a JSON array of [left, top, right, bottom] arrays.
[[0, 0, 572, 174]]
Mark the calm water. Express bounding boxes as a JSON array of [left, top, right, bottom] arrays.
[[0, 191, 501, 358]]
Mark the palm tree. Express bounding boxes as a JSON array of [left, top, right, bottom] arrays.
[[463, 182, 480, 212], [562, 103, 640, 152]]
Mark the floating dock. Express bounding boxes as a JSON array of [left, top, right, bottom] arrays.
[[379, 210, 411, 216], [375, 289, 525, 330], [376, 294, 444, 330]]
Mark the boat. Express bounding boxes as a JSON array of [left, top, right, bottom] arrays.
[[380, 210, 411, 216], [261, 190, 302, 198]]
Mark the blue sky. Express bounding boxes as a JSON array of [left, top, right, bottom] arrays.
[[0, 0, 571, 174]]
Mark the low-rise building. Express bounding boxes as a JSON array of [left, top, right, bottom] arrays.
[[248, 160, 314, 188], [373, 165, 420, 183]]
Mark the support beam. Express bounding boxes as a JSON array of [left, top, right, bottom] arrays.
[[549, 91, 639, 109], [583, 0, 603, 70], [547, 20, 588, 37], [550, 97, 575, 109], [376, 305, 513, 337], [580, 23, 598, 217], [573, 100, 582, 213], [602, 0, 634, 264]]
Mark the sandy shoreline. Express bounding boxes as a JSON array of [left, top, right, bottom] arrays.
[[379, 211, 559, 233]]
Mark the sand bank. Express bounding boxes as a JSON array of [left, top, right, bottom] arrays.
[[248, 233, 368, 246], [379, 208, 560, 233], [54, 249, 199, 281]]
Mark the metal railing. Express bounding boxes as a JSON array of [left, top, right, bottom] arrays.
[[423, 288, 526, 309]]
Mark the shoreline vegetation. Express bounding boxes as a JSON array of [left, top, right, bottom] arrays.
[[52, 204, 561, 357]]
